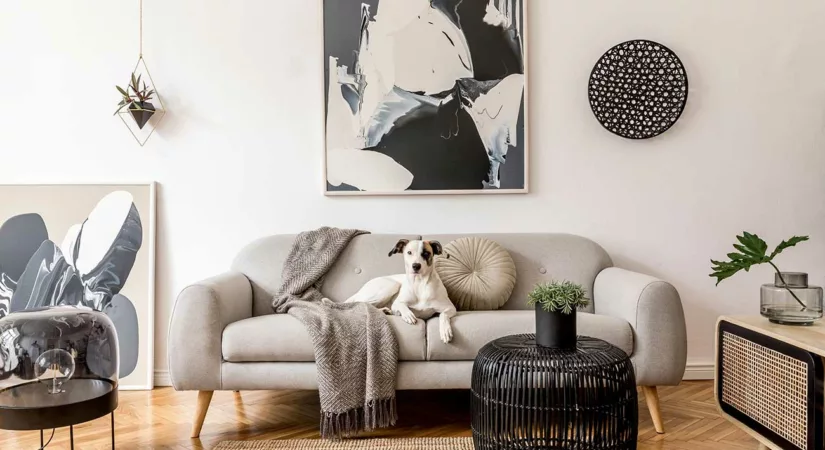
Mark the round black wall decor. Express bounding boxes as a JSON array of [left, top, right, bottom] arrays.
[[588, 39, 688, 139]]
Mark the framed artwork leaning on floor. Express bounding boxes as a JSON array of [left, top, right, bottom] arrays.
[[0, 182, 156, 390]]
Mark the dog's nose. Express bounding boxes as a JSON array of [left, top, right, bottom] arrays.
[[412, 263, 422, 272]]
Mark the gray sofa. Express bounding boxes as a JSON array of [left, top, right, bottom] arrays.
[[169, 233, 687, 437]]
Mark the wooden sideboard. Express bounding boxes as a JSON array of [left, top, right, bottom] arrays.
[[715, 316, 825, 450]]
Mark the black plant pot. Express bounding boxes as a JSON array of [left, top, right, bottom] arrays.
[[129, 101, 155, 129], [535, 304, 577, 349]]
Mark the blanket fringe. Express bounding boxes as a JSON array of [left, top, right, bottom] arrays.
[[320, 397, 397, 439]]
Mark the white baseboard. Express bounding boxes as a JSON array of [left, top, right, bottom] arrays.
[[151, 362, 716, 388], [683, 361, 714, 380], [154, 370, 172, 387]]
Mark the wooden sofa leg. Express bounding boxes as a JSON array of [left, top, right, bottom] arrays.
[[191, 390, 214, 438], [642, 386, 664, 434]]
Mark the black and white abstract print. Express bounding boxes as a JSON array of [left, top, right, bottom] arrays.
[[325, 0, 526, 193], [0, 191, 143, 378]]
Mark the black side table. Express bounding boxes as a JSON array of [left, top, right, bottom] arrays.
[[471, 334, 638, 450], [0, 379, 116, 449], [0, 307, 120, 449]]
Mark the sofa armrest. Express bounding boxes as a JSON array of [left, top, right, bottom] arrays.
[[168, 271, 253, 391], [594, 268, 687, 386]]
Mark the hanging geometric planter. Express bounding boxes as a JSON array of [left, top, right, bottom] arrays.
[[115, 0, 165, 147], [116, 56, 165, 146]]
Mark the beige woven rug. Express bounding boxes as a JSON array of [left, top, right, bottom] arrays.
[[215, 437, 473, 450]]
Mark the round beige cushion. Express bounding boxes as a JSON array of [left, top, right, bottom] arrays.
[[436, 237, 517, 311]]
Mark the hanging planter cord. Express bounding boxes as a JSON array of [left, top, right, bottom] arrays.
[[118, 0, 166, 146]]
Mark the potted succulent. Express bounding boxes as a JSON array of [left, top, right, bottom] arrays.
[[710, 232, 822, 325], [527, 280, 589, 349], [114, 73, 156, 129]]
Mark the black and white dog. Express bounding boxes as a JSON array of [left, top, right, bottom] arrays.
[[346, 237, 457, 343]]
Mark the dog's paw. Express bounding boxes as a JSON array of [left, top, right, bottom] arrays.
[[440, 324, 453, 344], [401, 310, 418, 325]]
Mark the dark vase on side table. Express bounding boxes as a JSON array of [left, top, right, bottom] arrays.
[[535, 304, 577, 349]]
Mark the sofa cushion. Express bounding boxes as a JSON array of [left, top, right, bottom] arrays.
[[437, 237, 517, 311], [223, 314, 426, 362], [426, 311, 633, 360]]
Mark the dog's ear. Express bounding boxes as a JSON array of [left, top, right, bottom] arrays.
[[428, 241, 443, 256], [388, 239, 409, 257]]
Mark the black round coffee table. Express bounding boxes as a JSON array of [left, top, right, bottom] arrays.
[[0, 378, 116, 449], [471, 334, 638, 450]]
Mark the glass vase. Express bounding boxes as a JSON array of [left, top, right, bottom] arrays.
[[760, 272, 823, 325]]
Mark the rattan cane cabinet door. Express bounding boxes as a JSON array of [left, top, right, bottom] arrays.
[[716, 320, 824, 450]]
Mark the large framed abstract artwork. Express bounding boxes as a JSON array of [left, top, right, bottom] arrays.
[[324, 0, 528, 195], [0, 183, 156, 390]]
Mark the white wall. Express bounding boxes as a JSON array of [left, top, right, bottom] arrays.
[[2, 0, 824, 383]]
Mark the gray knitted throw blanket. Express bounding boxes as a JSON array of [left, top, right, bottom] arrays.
[[271, 227, 399, 439]]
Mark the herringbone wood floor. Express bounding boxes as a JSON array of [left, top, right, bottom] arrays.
[[0, 381, 759, 449]]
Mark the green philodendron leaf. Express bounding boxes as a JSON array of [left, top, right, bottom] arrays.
[[726, 253, 747, 261], [744, 232, 768, 254], [770, 236, 809, 259], [710, 232, 810, 285], [709, 264, 741, 285], [731, 244, 755, 259]]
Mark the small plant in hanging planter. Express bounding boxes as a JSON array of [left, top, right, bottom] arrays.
[[115, 73, 156, 129], [527, 280, 589, 349]]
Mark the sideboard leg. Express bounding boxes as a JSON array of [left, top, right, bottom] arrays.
[[111, 412, 116, 449], [642, 386, 665, 433], [70, 425, 74, 450], [40, 429, 43, 448]]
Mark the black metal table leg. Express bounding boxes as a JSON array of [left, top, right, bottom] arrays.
[[111, 411, 115, 449], [40, 429, 43, 448], [70, 425, 74, 450]]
